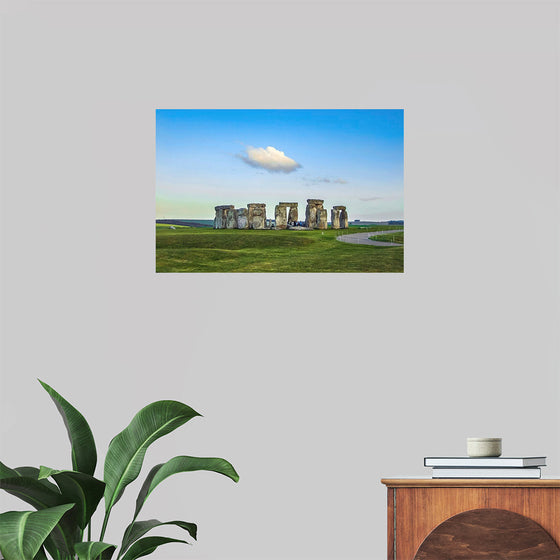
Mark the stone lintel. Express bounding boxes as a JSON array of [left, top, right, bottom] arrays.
[[307, 199, 324, 205], [278, 202, 298, 207], [215, 205, 234, 210], [247, 203, 266, 208], [333, 205, 346, 210]]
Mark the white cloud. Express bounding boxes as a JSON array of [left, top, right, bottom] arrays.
[[237, 146, 302, 173], [304, 176, 348, 185]]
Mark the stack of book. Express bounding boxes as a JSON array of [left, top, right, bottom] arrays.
[[424, 456, 547, 478]]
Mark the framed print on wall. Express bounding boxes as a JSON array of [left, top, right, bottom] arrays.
[[155, 109, 404, 272]]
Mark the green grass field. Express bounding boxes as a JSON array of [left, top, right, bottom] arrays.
[[370, 231, 404, 244], [156, 224, 404, 273]]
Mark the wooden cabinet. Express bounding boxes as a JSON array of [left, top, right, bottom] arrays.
[[381, 478, 560, 560]]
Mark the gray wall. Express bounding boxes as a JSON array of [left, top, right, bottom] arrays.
[[1, 2, 558, 560]]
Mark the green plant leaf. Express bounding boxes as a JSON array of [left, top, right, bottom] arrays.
[[41, 522, 81, 560], [0, 461, 19, 478], [120, 537, 188, 560], [119, 520, 196, 558], [0, 504, 74, 560], [74, 542, 116, 560], [4, 471, 74, 560], [0, 469, 79, 557], [32, 547, 48, 560], [38, 467, 105, 530], [39, 380, 97, 476], [0, 476, 63, 512], [103, 401, 201, 516], [13, 468, 59, 494], [133, 456, 239, 520]]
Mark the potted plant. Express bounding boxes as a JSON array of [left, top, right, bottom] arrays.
[[0, 380, 239, 560]]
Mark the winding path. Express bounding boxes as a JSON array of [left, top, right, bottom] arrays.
[[336, 229, 403, 246]]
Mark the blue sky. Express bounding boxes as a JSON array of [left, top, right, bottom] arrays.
[[156, 110, 403, 221]]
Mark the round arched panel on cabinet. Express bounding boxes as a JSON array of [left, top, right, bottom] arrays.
[[414, 508, 560, 560]]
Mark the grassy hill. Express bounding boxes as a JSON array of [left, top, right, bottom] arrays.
[[370, 231, 404, 244], [156, 224, 404, 273]]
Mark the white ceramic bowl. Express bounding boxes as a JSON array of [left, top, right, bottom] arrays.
[[467, 437, 502, 457]]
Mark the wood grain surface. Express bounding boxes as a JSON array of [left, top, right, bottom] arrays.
[[382, 479, 560, 488], [387, 488, 394, 560], [414, 508, 560, 559], [387, 484, 560, 559]]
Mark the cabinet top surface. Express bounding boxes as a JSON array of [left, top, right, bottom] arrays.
[[381, 478, 560, 488]]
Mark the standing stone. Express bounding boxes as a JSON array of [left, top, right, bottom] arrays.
[[305, 199, 324, 228], [287, 205, 298, 224], [236, 208, 248, 229], [226, 208, 237, 229], [340, 208, 349, 229], [317, 208, 328, 230], [214, 205, 234, 229], [305, 200, 321, 228], [247, 203, 266, 229], [306, 205, 317, 228], [332, 206, 346, 229], [331, 208, 341, 229], [277, 203, 298, 228], [275, 205, 287, 229]]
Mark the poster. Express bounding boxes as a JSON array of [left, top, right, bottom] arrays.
[[156, 109, 404, 273]]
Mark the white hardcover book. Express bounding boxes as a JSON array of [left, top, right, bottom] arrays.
[[431, 467, 541, 479], [424, 457, 546, 468]]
